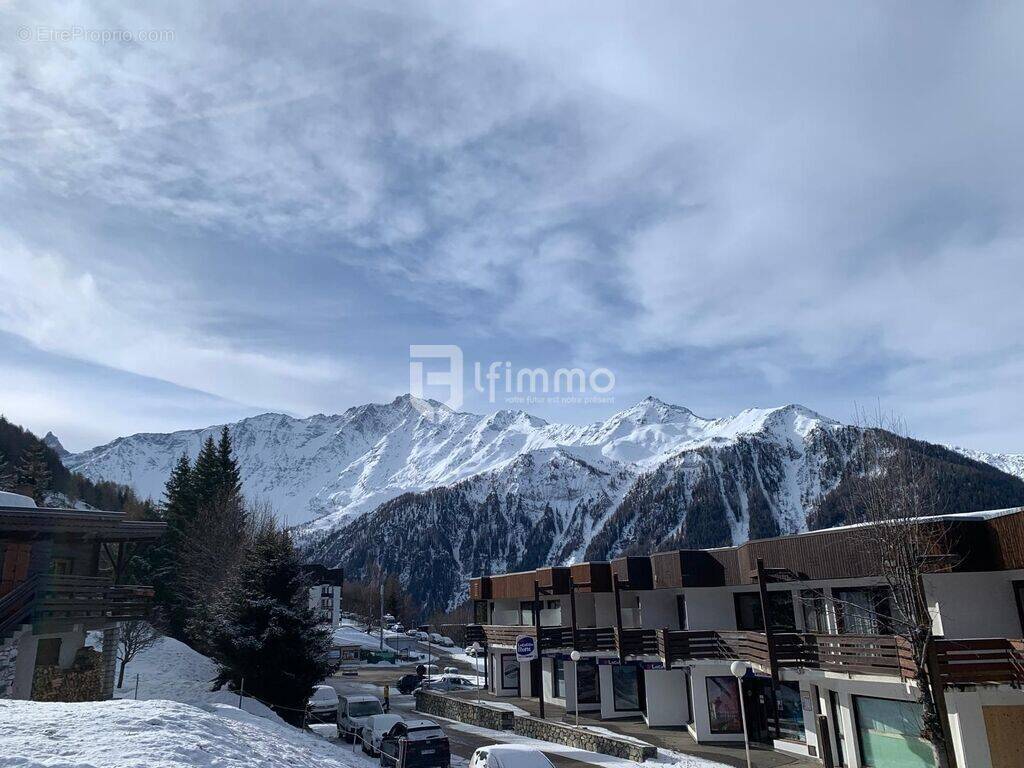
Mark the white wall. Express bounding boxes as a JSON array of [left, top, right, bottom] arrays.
[[683, 589, 738, 631], [924, 571, 1024, 639], [644, 669, 688, 726], [687, 663, 746, 743], [636, 590, 680, 630], [594, 594, 618, 628]]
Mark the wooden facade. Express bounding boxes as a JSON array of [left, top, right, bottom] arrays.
[[468, 507, 1024, 598]]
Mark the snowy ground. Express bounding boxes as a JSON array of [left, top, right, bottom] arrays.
[[113, 634, 282, 722], [0, 699, 380, 768]]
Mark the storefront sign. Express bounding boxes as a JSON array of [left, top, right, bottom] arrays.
[[515, 635, 537, 661]]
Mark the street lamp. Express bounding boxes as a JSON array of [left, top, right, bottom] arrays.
[[730, 660, 752, 768], [569, 650, 582, 728], [472, 642, 483, 704]]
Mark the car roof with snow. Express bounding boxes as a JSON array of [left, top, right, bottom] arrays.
[[340, 694, 379, 702], [479, 745, 554, 768], [310, 685, 338, 700]]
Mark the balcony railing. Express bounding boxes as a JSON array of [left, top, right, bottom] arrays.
[[2, 574, 154, 638], [934, 638, 1024, 687], [659, 629, 771, 669], [617, 628, 659, 656], [774, 632, 917, 679]]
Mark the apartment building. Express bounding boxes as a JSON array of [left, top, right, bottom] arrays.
[[466, 507, 1024, 768], [303, 563, 344, 628], [0, 491, 164, 702]]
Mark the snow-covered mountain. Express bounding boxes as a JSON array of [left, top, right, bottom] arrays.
[[64, 395, 833, 527], [948, 446, 1024, 481], [63, 395, 1024, 615]]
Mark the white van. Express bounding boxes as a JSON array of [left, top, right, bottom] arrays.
[[337, 694, 384, 742]]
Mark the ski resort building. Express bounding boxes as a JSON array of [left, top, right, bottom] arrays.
[[303, 564, 344, 628], [466, 507, 1024, 768], [0, 491, 164, 702]]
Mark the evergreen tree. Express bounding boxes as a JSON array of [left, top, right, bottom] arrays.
[[0, 451, 16, 491], [191, 436, 222, 507], [216, 427, 242, 499], [16, 443, 52, 505], [208, 524, 337, 724], [153, 452, 195, 637]]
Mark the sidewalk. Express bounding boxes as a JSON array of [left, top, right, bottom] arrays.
[[446, 690, 817, 768]]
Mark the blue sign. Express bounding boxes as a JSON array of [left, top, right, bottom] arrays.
[[515, 635, 537, 661]]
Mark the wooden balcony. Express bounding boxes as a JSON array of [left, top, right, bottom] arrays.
[[934, 638, 1024, 687], [3, 574, 155, 637], [481, 624, 535, 647], [775, 632, 917, 679], [659, 629, 771, 669], [617, 628, 659, 657]]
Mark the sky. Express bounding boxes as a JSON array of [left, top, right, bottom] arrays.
[[1, 1, 1022, 454]]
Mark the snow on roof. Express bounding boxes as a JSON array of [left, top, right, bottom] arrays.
[[0, 699, 369, 768], [0, 491, 36, 508]]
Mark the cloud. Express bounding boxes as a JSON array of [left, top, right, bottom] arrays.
[[0, 0, 1021, 451]]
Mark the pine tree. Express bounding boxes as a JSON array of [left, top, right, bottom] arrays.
[[191, 436, 222, 507], [208, 524, 337, 724], [0, 451, 16, 491], [16, 444, 52, 505], [216, 427, 242, 499], [156, 452, 196, 638]]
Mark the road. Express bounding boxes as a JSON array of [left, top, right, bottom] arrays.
[[324, 666, 606, 768]]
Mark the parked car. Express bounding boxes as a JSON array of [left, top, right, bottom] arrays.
[[392, 623, 406, 633], [337, 694, 384, 742], [406, 629, 419, 637], [437, 636, 455, 648], [415, 675, 476, 693], [443, 666, 459, 675], [306, 684, 339, 723], [470, 745, 554, 768], [464, 645, 482, 657], [429, 632, 445, 644], [361, 713, 403, 756], [396, 673, 423, 695], [379, 719, 450, 768], [414, 631, 430, 641]]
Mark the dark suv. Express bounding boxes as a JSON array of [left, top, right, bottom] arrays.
[[379, 719, 450, 768], [396, 673, 422, 695]]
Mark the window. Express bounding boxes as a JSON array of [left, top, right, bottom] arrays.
[[800, 589, 828, 632], [576, 659, 599, 704], [611, 664, 640, 711], [853, 696, 935, 768], [706, 676, 742, 734], [50, 558, 74, 576], [834, 588, 892, 635], [501, 654, 519, 690], [519, 600, 539, 625], [545, 600, 560, 610], [776, 682, 805, 741], [552, 657, 565, 698], [1013, 581, 1024, 634], [734, 591, 796, 631]]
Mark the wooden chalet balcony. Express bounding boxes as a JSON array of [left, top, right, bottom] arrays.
[[934, 638, 1024, 687], [659, 629, 771, 669], [480, 624, 535, 647], [617, 627, 659, 656], [3, 574, 155, 637], [774, 632, 917, 679]]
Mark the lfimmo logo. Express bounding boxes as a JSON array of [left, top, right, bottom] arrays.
[[515, 634, 537, 662]]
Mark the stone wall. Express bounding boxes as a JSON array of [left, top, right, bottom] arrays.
[[31, 647, 104, 702], [0, 633, 18, 699], [415, 691, 515, 730], [414, 691, 658, 762], [513, 716, 657, 762]]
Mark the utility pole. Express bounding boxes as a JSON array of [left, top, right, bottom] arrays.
[[380, 579, 385, 651], [533, 579, 545, 720]]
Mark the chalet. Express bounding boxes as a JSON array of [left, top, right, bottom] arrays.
[[466, 507, 1024, 768], [0, 491, 164, 702]]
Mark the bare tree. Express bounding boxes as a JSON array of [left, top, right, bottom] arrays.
[[840, 409, 956, 768], [117, 620, 160, 688]]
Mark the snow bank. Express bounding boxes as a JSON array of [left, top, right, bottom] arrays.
[[114, 633, 282, 723], [0, 698, 372, 768]]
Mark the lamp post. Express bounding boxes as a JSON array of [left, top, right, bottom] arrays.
[[570, 650, 581, 728], [730, 660, 752, 768], [472, 642, 483, 705]]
